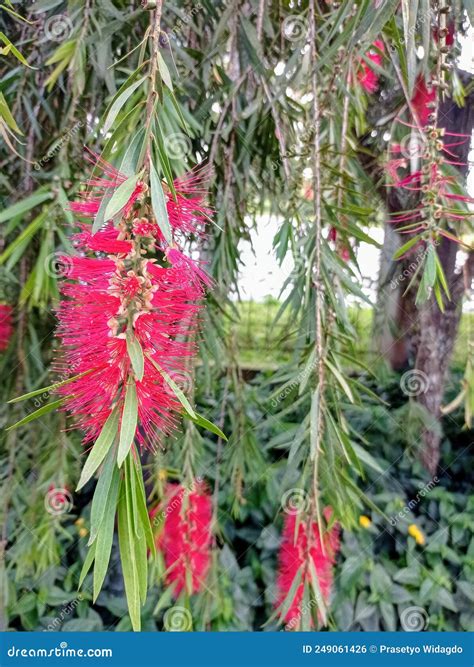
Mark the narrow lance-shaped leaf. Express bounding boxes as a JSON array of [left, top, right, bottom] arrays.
[[126, 333, 144, 382], [104, 173, 141, 221], [6, 397, 67, 431], [102, 75, 147, 134], [117, 483, 141, 631], [78, 542, 96, 589], [182, 411, 228, 441], [88, 447, 117, 545], [93, 465, 120, 601], [76, 407, 119, 491], [8, 369, 95, 404], [117, 381, 138, 467], [146, 354, 196, 418], [150, 161, 172, 244]]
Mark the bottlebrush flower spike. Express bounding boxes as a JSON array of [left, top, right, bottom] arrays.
[[386, 125, 473, 236], [356, 40, 384, 94], [55, 155, 211, 451], [156, 482, 212, 596], [276, 509, 340, 629], [0, 304, 13, 352]]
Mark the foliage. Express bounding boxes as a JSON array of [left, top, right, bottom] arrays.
[[0, 0, 472, 632]]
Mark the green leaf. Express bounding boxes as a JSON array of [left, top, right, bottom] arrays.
[[93, 465, 120, 601], [393, 235, 421, 260], [78, 542, 96, 589], [434, 251, 451, 299], [0, 214, 45, 265], [263, 566, 303, 627], [8, 369, 95, 404], [401, 0, 419, 95], [104, 174, 141, 221], [0, 190, 52, 224], [6, 397, 66, 431], [102, 76, 146, 134], [92, 190, 113, 234], [117, 382, 138, 467], [0, 31, 36, 68], [132, 456, 156, 556], [117, 484, 141, 631], [76, 407, 119, 491], [126, 458, 147, 605], [88, 447, 116, 545], [183, 411, 228, 441], [150, 162, 172, 244], [126, 333, 144, 382], [146, 355, 195, 418], [425, 244, 436, 287], [325, 358, 354, 402], [0, 92, 22, 135], [157, 53, 173, 91]]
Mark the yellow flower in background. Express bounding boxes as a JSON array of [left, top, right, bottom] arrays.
[[158, 468, 167, 481], [78, 527, 89, 538], [408, 523, 425, 545], [74, 517, 85, 527], [359, 515, 372, 528]]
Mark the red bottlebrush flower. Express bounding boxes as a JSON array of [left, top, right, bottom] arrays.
[[385, 117, 473, 238], [0, 304, 13, 352], [56, 156, 211, 450], [157, 482, 212, 596], [357, 40, 384, 94], [276, 509, 340, 629], [72, 153, 211, 240], [166, 166, 213, 236], [411, 75, 435, 126]]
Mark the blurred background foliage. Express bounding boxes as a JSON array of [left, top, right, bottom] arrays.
[[0, 0, 472, 632]]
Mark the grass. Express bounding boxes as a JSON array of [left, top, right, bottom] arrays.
[[233, 299, 472, 371]]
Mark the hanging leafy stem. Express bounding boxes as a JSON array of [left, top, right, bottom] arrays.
[[7, 0, 225, 631], [387, 0, 473, 309]]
